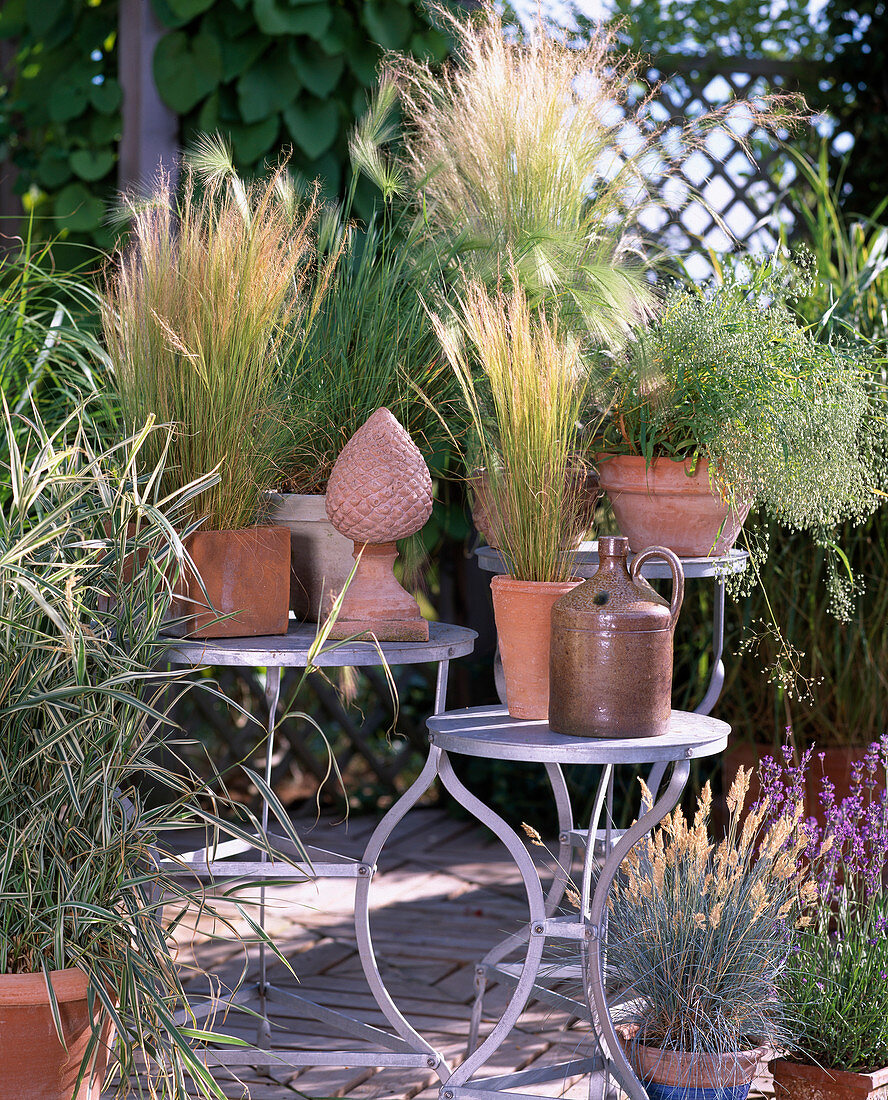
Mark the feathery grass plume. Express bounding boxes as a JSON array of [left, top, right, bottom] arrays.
[[383, 4, 804, 346], [103, 148, 330, 531], [607, 773, 812, 1073], [431, 273, 589, 582]]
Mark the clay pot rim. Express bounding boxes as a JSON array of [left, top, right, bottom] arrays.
[[491, 575, 581, 593], [266, 491, 329, 521], [630, 1038, 768, 1088], [185, 524, 290, 538], [0, 966, 91, 1005], [597, 452, 723, 489], [771, 1057, 888, 1088]]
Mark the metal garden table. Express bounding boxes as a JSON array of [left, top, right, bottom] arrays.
[[162, 621, 477, 1076], [416, 705, 731, 1100]]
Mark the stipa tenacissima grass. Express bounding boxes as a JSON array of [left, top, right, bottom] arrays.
[[606, 769, 817, 1065]]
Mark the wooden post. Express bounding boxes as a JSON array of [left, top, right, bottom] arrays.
[[118, 0, 178, 193], [0, 36, 21, 245]]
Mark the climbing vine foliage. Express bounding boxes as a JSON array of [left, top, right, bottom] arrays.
[[0, 0, 450, 256]]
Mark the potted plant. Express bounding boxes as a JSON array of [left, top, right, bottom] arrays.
[[758, 740, 888, 1099], [103, 152, 328, 638], [595, 255, 887, 559], [609, 768, 816, 1100], [188, 107, 461, 624], [432, 275, 587, 720], [0, 410, 299, 1099]]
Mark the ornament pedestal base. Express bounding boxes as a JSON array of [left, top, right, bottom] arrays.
[[327, 542, 429, 642]]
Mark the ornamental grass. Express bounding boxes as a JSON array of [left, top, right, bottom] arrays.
[[104, 153, 329, 531], [385, 3, 804, 346], [431, 276, 588, 583], [608, 769, 815, 1064]]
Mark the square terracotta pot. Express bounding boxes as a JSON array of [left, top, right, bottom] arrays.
[[170, 526, 290, 639], [772, 1058, 888, 1099]]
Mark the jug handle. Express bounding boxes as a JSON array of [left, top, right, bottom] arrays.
[[630, 545, 685, 629]]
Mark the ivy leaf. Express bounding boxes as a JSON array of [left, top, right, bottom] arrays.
[[36, 149, 72, 189], [225, 116, 280, 165], [54, 183, 104, 232], [347, 39, 381, 88], [236, 46, 300, 123], [70, 149, 115, 182], [150, 0, 192, 29], [253, 0, 331, 39], [26, 0, 66, 37], [289, 44, 344, 99], [153, 31, 223, 113], [164, 0, 216, 17], [48, 81, 89, 122], [218, 32, 266, 80], [362, 0, 413, 50], [409, 28, 450, 62], [0, 0, 27, 38], [89, 78, 123, 115], [90, 113, 122, 145], [283, 96, 339, 159], [319, 9, 356, 54]]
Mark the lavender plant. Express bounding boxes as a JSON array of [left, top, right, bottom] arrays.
[[758, 739, 888, 1072], [607, 770, 815, 1070]]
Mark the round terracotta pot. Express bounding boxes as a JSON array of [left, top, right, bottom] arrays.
[[268, 492, 356, 621], [597, 454, 750, 558], [772, 1057, 888, 1099], [490, 575, 581, 721], [0, 968, 114, 1100], [631, 1041, 766, 1100]]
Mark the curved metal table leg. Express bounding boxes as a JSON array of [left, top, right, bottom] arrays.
[[586, 759, 692, 1100], [436, 751, 547, 1091], [544, 762, 575, 917], [695, 577, 726, 716], [257, 666, 282, 1047], [354, 745, 451, 1079], [466, 760, 576, 1055]]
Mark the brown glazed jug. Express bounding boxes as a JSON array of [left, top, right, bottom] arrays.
[[548, 536, 684, 738]]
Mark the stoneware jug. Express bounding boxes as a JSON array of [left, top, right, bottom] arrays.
[[548, 535, 684, 738]]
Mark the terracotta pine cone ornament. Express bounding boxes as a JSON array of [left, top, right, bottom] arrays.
[[325, 408, 433, 641]]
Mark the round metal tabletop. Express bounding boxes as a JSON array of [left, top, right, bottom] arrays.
[[164, 621, 477, 669], [475, 542, 748, 580], [427, 705, 729, 764]]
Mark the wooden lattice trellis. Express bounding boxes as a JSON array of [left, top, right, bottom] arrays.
[[635, 55, 816, 272]]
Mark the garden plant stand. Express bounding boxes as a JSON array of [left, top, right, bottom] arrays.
[[162, 621, 476, 1077], [415, 705, 729, 1100], [163, 612, 729, 1100]]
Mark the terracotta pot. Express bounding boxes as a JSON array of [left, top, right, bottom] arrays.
[[772, 1058, 888, 1099], [170, 526, 290, 639], [630, 1040, 766, 1100], [597, 454, 750, 557], [490, 575, 581, 720], [0, 968, 114, 1100], [723, 741, 881, 830], [267, 492, 355, 621], [470, 464, 600, 551]]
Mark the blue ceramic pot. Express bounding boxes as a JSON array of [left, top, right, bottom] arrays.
[[644, 1082, 752, 1100]]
